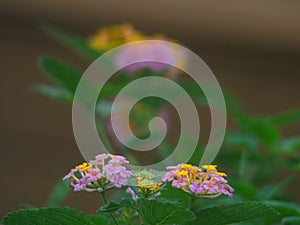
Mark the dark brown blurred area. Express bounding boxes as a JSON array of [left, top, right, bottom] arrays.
[[1, 0, 300, 218]]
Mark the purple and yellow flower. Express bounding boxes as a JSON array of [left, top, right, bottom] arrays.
[[162, 164, 234, 198], [88, 23, 186, 76], [63, 154, 132, 192]]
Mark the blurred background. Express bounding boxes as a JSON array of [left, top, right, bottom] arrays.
[[1, 0, 300, 219]]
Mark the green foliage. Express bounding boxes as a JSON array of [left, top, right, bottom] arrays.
[[98, 196, 196, 224], [281, 216, 300, 225], [236, 116, 280, 149], [39, 23, 101, 61], [45, 179, 70, 207], [231, 181, 257, 200], [2, 200, 283, 225], [97, 202, 123, 213], [271, 109, 300, 126], [1, 207, 113, 225], [224, 131, 259, 152], [256, 177, 296, 200], [117, 207, 141, 225], [88, 215, 115, 225], [38, 55, 82, 94], [279, 137, 300, 155], [31, 84, 73, 102], [190, 201, 279, 225], [262, 201, 300, 224], [264, 201, 300, 218], [159, 183, 192, 207], [23, 23, 300, 225], [135, 198, 196, 225], [97, 192, 282, 225]]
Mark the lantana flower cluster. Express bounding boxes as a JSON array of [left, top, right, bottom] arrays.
[[88, 23, 186, 75], [64, 154, 234, 199], [136, 170, 162, 197], [63, 154, 132, 192], [126, 170, 163, 199], [162, 164, 234, 197]]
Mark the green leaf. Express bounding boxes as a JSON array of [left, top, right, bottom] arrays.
[[224, 131, 259, 151], [159, 183, 192, 207], [263, 202, 300, 225], [282, 216, 300, 225], [223, 92, 243, 117], [256, 177, 296, 200], [45, 179, 70, 207], [214, 150, 241, 170], [279, 137, 300, 155], [271, 109, 300, 126], [88, 215, 114, 224], [1, 207, 113, 225], [97, 202, 122, 213], [31, 84, 73, 102], [97, 198, 135, 213], [39, 23, 101, 61], [38, 56, 82, 94], [263, 201, 300, 217], [191, 201, 279, 225], [136, 198, 195, 225], [237, 116, 280, 149], [117, 207, 141, 225], [231, 181, 257, 200]]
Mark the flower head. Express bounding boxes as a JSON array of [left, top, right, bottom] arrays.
[[162, 164, 234, 198], [127, 169, 163, 199], [89, 23, 145, 52], [88, 24, 186, 76], [115, 41, 185, 75], [63, 154, 132, 192]]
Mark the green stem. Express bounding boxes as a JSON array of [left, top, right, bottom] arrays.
[[100, 192, 120, 225], [189, 195, 198, 210]]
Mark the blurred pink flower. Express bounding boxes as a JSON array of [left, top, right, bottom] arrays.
[[115, 41, 185, 75]]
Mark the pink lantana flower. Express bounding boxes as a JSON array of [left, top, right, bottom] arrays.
[[189, 182, 204, 195], [63, 154, 132, 192], [162, 163, 234, 198]]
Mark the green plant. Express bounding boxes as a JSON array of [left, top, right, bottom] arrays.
[[2, 23, 300, 225]]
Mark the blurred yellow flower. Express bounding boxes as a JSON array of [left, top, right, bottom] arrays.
[[89, 23, 179, 52], [89, 23, 146, 52]]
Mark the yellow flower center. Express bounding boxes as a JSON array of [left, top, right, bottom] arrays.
[[75, 163, 92, 173]]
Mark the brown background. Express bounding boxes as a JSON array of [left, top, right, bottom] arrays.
[[1, 0, 300, 218]]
